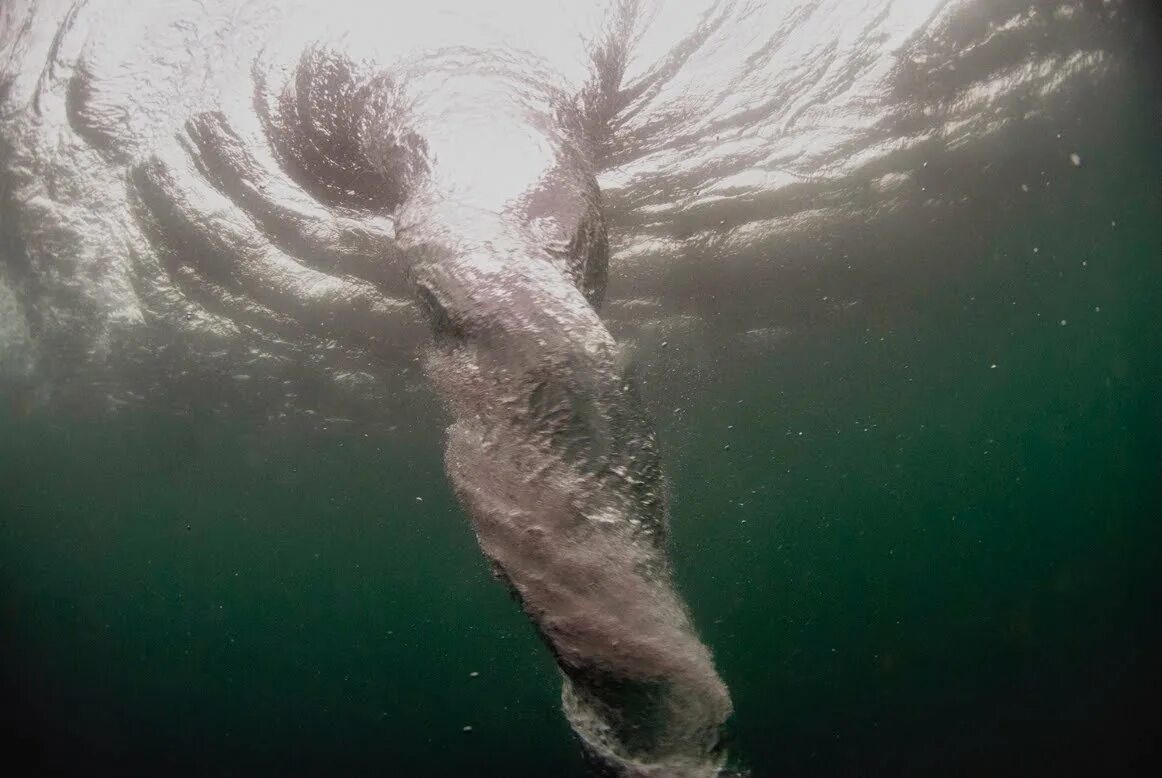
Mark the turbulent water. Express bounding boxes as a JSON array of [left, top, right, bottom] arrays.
[[0, 0, 1128, 417], [0, 1, 1156, 776]]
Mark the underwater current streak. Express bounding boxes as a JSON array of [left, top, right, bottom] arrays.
[[393, 57, 735, 778], [277, 40, 735, 778], [291, 24, 736, 775], [412, 195, 733, 777]]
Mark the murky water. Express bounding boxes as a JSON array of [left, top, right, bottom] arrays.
[[2, 1, 1160, 776]]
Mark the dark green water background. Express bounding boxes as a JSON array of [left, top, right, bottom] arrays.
[[3, 17, 1161, 778]]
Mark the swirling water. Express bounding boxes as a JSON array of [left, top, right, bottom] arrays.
[[1, 1, 1160, 776]]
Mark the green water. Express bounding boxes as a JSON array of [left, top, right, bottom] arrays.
[[3, 30, 1161, 778]]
